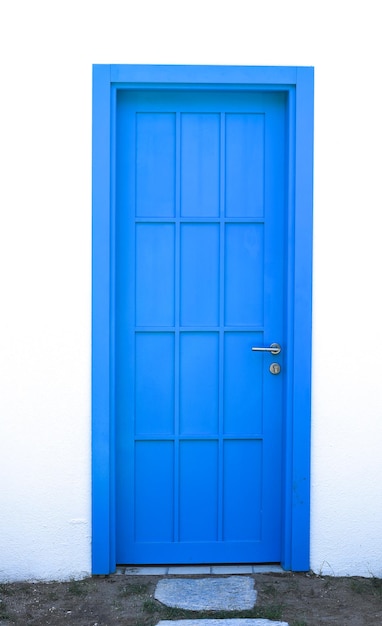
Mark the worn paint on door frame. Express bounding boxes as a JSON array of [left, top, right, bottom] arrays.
[[92, 64, 314, 575]]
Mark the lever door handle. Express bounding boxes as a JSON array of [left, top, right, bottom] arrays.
[[251, 342, 281, 355]]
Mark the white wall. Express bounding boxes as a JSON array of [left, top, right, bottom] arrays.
[[1, 1, 381, 581]]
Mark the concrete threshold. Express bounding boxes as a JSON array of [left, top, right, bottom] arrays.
[[118, 564, 285, 576]]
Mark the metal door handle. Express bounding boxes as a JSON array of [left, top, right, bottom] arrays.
[[251, 342, 281, 355]]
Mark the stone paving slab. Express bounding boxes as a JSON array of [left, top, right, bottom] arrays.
[[157, 618, 288, 626], [155, 576, 257, 611]]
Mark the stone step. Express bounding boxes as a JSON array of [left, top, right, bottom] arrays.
[[157, 618, 288, 626], [155, 577, 257, 611]]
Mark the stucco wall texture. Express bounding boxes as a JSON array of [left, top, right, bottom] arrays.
[[1, 1, 381, 581]]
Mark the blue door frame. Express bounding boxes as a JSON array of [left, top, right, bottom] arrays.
[[92, 64, 314, 574]]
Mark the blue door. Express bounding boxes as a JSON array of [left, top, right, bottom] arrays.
[[115, 89, 286, 564]]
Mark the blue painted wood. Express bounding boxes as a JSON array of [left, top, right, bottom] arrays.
[[284, 67, 314, 572], [91, 64, 115, 574], [92, 65, 314, 574], [109, 64, 298, 86], [115, 89, 286, 564]]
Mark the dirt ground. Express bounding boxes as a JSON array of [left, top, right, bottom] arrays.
[[1, 572, 382, 626]]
